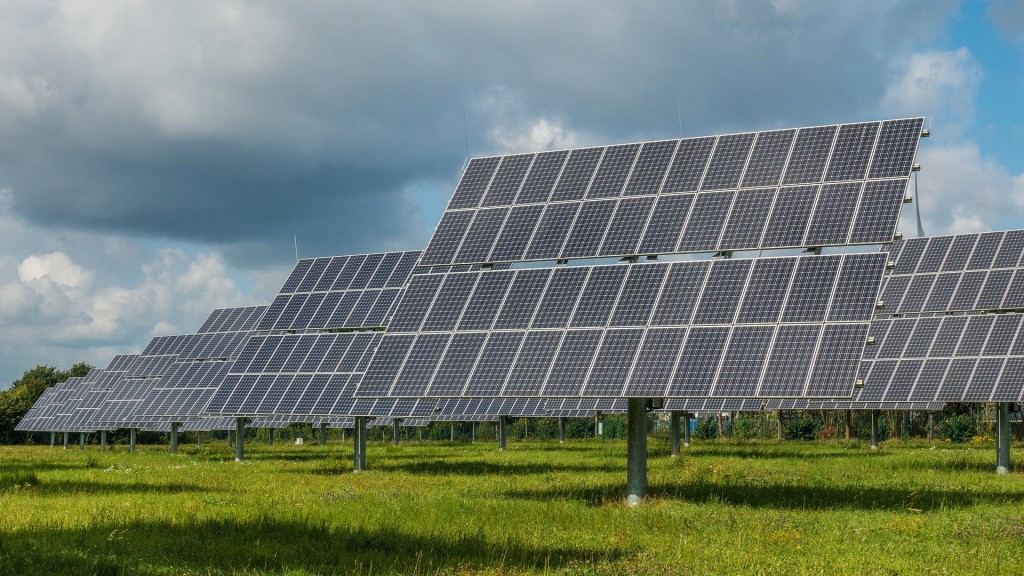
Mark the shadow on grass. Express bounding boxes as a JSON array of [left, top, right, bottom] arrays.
[[503, 479, 1024, 511], [659, 444, 877, 461], [284, 458, 615, 477], [0, 516, 626, 576], [31, 479, 214, 497]]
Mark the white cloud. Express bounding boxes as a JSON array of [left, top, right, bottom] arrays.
[[18, 252, 92, 289], [881, 48, 982, 140]]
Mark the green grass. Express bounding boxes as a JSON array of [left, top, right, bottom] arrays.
[[1, 437, 1023, 575]]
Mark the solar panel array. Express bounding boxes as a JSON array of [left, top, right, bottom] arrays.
[[856, 230, 1024, 403], [358, 253, 887, 399], [206, 251, 434, 420], [663, 398, 943, 413], [422, 118, 923, 266], [257, 251, 421, 332], [128, 307, 268, 424]]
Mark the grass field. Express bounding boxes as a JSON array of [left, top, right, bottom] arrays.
[[1, 435, 1022, 575]]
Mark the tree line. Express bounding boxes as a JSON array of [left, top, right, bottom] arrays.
[[0, 363, 92, 443]]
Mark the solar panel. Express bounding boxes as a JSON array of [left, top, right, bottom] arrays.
[[421, 118, 923, 266], [853, 230, 1024, 403], [358, 252, 886, 399]]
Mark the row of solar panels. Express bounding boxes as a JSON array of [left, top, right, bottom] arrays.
[[422, 118, 923, 266]]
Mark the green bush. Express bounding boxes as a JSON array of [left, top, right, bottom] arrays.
[[856, 413, 890, 442], [731, 414, 758, 439], [783, 413, 822, 441], [938, 413, 979, 443], [693, 417, 718, 440]]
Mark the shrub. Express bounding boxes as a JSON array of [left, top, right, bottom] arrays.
[[731, 414, 758, 439], [939, 413, 980, 443], [783, 413, 822, 440], [693, 417, 718, 440]]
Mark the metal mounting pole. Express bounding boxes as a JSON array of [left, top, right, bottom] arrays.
[[870, 411, 879, 450], [130, 429, 137, 452], [670, 411, 681, 457], [626, 398, 648, 506], [100, 430, 107, 451], [683, 413, 691, 448], [267, 428, 274, 445], [498, 416, 507, 451], [558, 417, 566, 443], [320, 423, 328, 446], [928, 413, 934, 443], [594, 413, 600, 438], [353, 417, 367, 472], [450, 422, 455, 442], [63, 432, 69, 449], [50, 431, 55, 447], [998, 402, 1011, 474], [79, 432, 85, 450], [170, 423, 179, 454], [393, 419, 401, 447], [235, 418, 245, 462]]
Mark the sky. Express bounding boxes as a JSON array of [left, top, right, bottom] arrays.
[[1, 0, 1023, 387]]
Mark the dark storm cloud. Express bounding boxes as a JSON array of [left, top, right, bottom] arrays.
[[0, 1, 953, 266]]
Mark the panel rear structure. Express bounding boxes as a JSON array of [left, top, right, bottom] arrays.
[[359, 117, 924, 401], [853, 230, 1024, 403]]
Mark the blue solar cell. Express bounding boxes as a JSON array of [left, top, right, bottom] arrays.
[[454, 207, 508, 264], [759, 325, 820, 397], [736, 257, 795, 323], [650, 261, 709, 326], [692, 259, 751, 324], [677, 191, 734, 252], [421, 274, 478, 332], [662, 137, 715, 193], [782, 125, 837, 185], [665, 327, 729, 396], [587, 144, 640, 199], [636, 193, 693, 254], [533, 267, 589, 329], [621, 327, 687, 397], [623, 140, 677, 196], [551, 147, 603, 202], [825, 122, 879, 182], [493, 269, 551, 330], [718, 188, 774, 250], [561, 200, 616, 258], [805, 323, 869, 397], [804, 182, 861, 246], [569, 266, 628, 328], [701, 133, 755, 191], [449, 157, 500, 209], [598, 197, 656, 257], [524, 203, 580, 260], [742, 129, 795, 188], [781, 256, 841, 322], [481, 154, 533, 207], [542, 330, 603, 396], [609, 263, 669, 327], [581, 329, 643, 396], [464, 332, 525, 396], [515, 150, 569, 204], [457, 270, 514, 331], [710, 326, 775, 397], [488, 205, 543, 262]]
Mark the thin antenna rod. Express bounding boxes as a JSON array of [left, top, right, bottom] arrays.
[[676, 97, 683, 138], [294, 235, 299, 262], [914, 172, 925, 238]]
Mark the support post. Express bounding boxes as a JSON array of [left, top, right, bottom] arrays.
[[594, 413, 600, 438], [845, 410, 853, 441], [450, 422, 455, 442], [928, 413, 934, 443], [998, 402, 1011, 474], [130, 429, 137, 452], [268, 428, 274, 445], [320, 423, 328, 446], [626, 398, 648, 506], [197, 431, 202, 447], [393, 419, 401, 447], [776, 412, 783, 440], [79, 432, 85, 450], [228, 429, 233, 447], [683, 413, 691, 448], [353, 417, 367, 472], [870, 411, 879, 450], [235, 418, 245, 462], [63, 431, 69, 449], [558, 417, 566, 443], [670, 411, 681, 457], [50, 431, 55, 447], [170, 423, 179, 454], [472, 421, 476, 443], [498, 416, 507, 451], [100, 430, 108, 451]]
